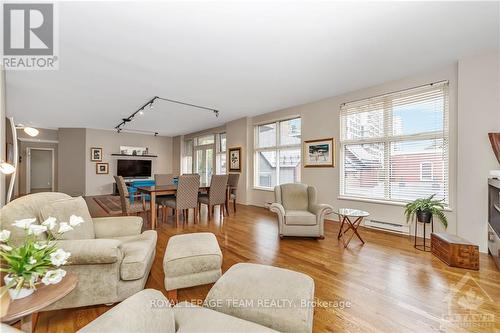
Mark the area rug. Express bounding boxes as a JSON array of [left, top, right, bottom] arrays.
[[93, 196, 123, 215]]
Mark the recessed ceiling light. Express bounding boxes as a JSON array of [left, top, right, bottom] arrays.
[[139, 110, 144, 116]]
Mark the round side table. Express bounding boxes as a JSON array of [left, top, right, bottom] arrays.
[[1, 273, 78, 333]]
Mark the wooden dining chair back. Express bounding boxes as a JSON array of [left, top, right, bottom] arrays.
[[114, 175, 131, 215], [154, 174, 174, 186], [176, 174, 201, 210], [227, 173, 240, 213], [114, 175, 147, 217]]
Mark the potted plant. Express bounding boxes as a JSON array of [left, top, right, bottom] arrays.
[[0, 215, 84, 299], [404, 195, 448, 228]]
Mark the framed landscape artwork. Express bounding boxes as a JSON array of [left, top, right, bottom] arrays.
[[228, 147, 242, 172], [96, 163, 109, 174], [304, 138, 335, 167], [90, 147, 102, 161]]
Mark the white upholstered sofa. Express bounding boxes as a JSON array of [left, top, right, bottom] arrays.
[[0, 192, 157, 310], [270, 183, 333, 238]]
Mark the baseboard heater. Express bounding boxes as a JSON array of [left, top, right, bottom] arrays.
[[363, 219, 410, 235]]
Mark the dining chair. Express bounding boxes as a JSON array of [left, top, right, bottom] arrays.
[[114, 176, 149, 219], [154, 173, 174, 185], [154, 173, 175, 219], [157, 174, 200, 227], [226, 173, 240, 214], [198, 174, 229, 221]]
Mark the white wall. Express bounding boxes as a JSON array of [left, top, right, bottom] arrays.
[[226, 117, 251, 204], [248, 64, 458, 239], [457, 51, 500, 252], [0, 67, 5, 206], [85, 128, 173, 195]]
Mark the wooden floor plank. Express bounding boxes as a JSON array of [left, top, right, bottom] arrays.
[[26, 197, 500, 333]]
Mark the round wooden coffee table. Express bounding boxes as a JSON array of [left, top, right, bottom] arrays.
[[1, 273, 78, 333]]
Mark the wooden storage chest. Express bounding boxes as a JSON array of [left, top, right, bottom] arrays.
[[431, 232, 479, 270]]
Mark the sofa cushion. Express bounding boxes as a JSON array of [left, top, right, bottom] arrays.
[[40, 196, 95, 240], [0, 192, 71, 244], [280, 183, 309, 211], [119, 230, 157, 281], [205, 263, 315, 333], [77, 289, 175, 333], [285, 210, 317, 226], [174, 302, 278, 333]]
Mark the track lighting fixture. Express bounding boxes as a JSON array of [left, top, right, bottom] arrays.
[[115, 96, 220, 135]]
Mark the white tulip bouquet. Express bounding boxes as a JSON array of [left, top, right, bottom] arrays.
[[0, 215, 84, 299]]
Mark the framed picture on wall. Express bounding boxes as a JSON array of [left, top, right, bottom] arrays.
[[228, 147, 242, 172], [304, 138, 335, 167], [96, 162, 109, 174], [91, 147, 102, 161]]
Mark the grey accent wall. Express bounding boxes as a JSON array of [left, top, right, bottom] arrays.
[[58, 128, 86, 196]]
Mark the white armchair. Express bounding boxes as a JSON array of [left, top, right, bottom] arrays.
[[270, 183, 333, 238]]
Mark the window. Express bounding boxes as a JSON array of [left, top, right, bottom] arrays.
[[216, 132, 227, 174], [340, 82, 449, 204], [420, 162, 433, 181], [254, 117, 301, 189], [182, 139, 193, 174]]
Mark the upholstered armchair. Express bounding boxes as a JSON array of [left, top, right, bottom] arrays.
[[270, 183, 333, 238], [0, 192, 157, 310]]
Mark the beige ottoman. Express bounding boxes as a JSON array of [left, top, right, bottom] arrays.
[[163, 232, 222, 301], [205, 263, 315, 333]]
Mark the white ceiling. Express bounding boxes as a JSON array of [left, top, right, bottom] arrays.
[[6, 1, 499, 136]]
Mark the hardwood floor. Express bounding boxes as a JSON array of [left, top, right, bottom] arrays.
[[31, 198, 499, 333]]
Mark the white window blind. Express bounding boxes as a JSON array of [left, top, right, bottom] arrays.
[[340, 81, 449, 205]]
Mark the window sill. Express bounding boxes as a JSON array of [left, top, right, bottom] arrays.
[[253, 186, 275, 192], [337, 196, 453, 212]]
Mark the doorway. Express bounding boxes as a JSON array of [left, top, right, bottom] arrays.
[[26, 148, 55, 194], [194, 145, 214, 185]]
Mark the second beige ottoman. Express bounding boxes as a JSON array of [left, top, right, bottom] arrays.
[[163, 232, 222, 301]]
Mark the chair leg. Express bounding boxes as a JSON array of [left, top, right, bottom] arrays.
[[208, 205, 212, 221], [233, 199, 236, 212], [225, 201, 229, 217], [194, 206, 198, 224], [175, 209, 180, 227]]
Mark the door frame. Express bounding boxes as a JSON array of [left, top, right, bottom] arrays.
[[26, 147, 55, 194]]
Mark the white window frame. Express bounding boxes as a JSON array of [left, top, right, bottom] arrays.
[[419, 161, 433, 181], [216, 132, 227, 174], [339, 81, 449, 205], [253, 117, 301, 190]]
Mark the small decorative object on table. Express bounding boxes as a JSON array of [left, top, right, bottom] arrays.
[[404, 194, 448, 251], [336, 208, 369, 248], [431, 232, 479, 270], [0, 215, 85, 300]]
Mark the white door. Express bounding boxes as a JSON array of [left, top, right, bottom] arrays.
[[26, 148, 55, 194]]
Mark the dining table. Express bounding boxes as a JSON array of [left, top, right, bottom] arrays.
[[135, 183, 232, 229]]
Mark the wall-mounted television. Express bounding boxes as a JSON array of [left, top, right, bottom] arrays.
[[117, 159, 152, 178]]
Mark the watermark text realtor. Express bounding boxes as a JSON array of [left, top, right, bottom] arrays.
[[1, 2, 59, 70]]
